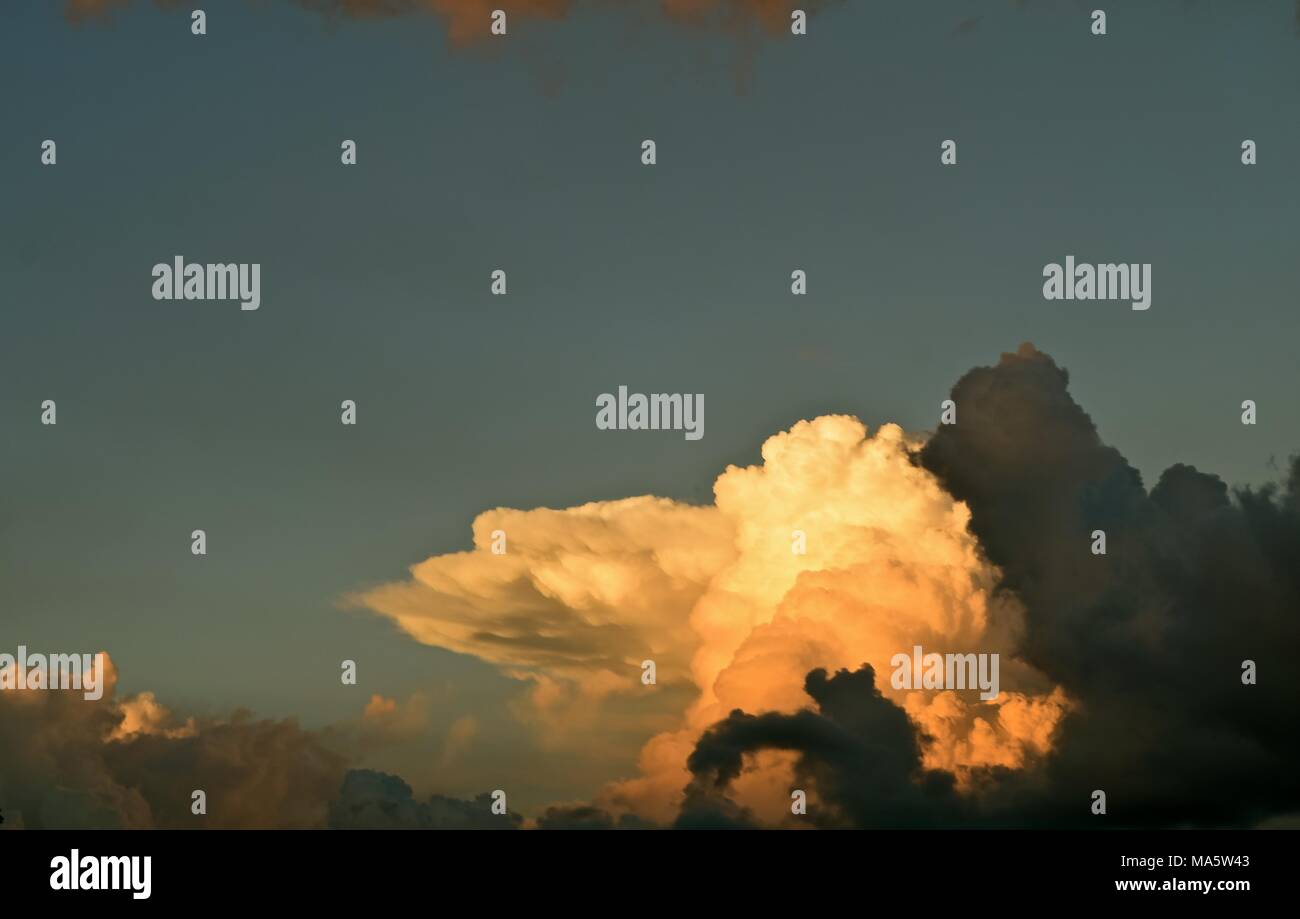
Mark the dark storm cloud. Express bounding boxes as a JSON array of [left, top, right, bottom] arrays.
[[680, 344, 1300, 828], [104, 713, 350, 828], [536, 803, 658, 829], [679, 665, 962, 829], [921, 343, 1300, 826], [0, 680, 348, 828], [0, 681, 151, 829], [0, 676, 524, 829], [329, 768, 522, 828]]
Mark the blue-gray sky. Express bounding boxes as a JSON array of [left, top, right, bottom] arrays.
[[3, 0, 1299, 813]]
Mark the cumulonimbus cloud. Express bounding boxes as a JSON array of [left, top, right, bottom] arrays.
[[678, 344, 1300, 828], [356, 410, 1071, 824], [355, 343, 1300, 828]]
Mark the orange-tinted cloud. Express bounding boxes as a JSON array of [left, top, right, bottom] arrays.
[[64, 0, 823, 45], [0, 651, 347, 828], [108, 690, 197, 741], [357, 415, 1070, 824]]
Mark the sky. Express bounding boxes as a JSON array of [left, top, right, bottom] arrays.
[[2, 0, 1299, 825]]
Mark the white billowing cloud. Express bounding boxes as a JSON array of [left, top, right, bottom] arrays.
[[357, 497, 733, 696], [356, 416, 1070, 823]]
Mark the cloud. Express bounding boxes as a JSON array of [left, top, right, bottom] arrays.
[[359, 413, 1070, 824], [294, 0, 570, 46], [298, 0, 838, 45], [535, 803, 658, 829], [328, 768, 521, 828], [64, 0, 835, 45], [358, 343, 1300, 828], [353, 496, 733, 768], [64, 0, 140, 25], [0, 653, 351, 828], [355, 497, 731, 691], [607, 416, 1068, 823], [0, 654, 149, 828], [9, 343, 1295, 829], [103, 712, 350, 828], [679, 664, 962, 828], [915, 342, 1300, 827], [440, 714, 479, 766], [672, 343, 1300, 829], [108, 691, 197, 741], [0, 652, 516, 829], [359, 690, 438, 742]]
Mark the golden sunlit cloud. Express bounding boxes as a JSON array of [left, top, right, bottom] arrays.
[[355, 415, 1070, 824], [109, 690, 198, 741]]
